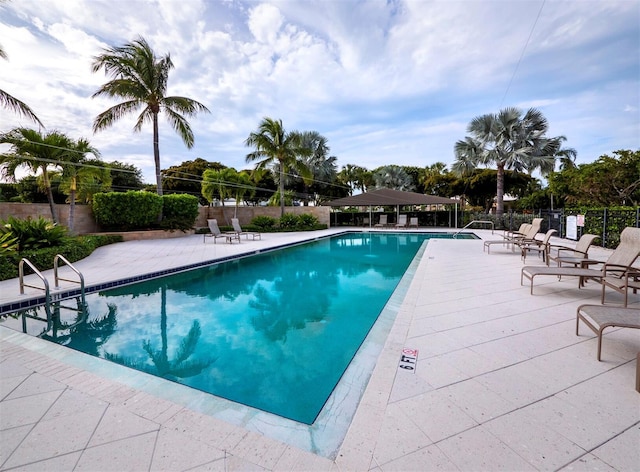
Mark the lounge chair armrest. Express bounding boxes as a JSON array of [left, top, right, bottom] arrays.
[[602, 263, 633, 277], [556, 247, 588, 257]]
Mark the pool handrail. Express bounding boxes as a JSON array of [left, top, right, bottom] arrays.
[[453, 220, 494, 238]]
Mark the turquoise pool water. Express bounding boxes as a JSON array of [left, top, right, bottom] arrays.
[[9, 232, 471, 424]]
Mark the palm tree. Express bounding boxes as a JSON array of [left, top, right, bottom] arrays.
[[0, 128, 75, 223], [58, 140, 110, 233], [245, 117, 312, 216], [452, 107, 558, 219], [201, 167, 254, 220], [91, 36, 210, 196], [0, 32, 43, 127], [373, 165, 415, 191], [298, 131, 338, 205]]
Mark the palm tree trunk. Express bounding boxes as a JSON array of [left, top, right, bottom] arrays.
[[279, 160, 285, 217], [69, 189, 76, 234], [42, 169, 58, 223], [496, 163, 505, 219], [153, 113, 163, 196]]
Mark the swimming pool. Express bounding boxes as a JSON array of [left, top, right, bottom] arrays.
[[3, 232, 474, 441]]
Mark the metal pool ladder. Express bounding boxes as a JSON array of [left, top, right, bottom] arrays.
[[452, 220, 494, 238], [18, 255, 86, 332]]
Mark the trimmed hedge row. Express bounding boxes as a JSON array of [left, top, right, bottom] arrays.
[[93, 191, 199, 231]]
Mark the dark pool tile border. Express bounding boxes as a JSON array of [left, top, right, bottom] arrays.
[[1, 230, 475, 316], [0, 232, 349, 316]]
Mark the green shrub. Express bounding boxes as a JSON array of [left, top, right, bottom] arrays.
[[93, 191, 163, 230], [0, 231, 18, 255], [161, 194, 199, 230], [0, 216, 69, 251], [279, 213, 299, 229], [0, 234, 123, 281], [251, 215, 278, 230], [297, 213, 319, 229]]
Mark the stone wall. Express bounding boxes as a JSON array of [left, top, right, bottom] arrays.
[[0, 202, 331, 234]]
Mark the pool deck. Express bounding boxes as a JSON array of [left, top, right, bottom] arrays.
[[1, 228, 638, 471]]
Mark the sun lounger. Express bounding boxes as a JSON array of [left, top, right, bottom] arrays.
[[602, 267, 640, 306], [374, 214, 388, 228], [547, 234, 599, 267], [517, 229, 557, 263], [521, 227, 640, 294], [231, 218, 261, 240], [576, 304, 640, 361], [484, 219, 541, 254], [204, 219, 240, 244], [395, 214, 407, 229], [408, 217, 418, 229]]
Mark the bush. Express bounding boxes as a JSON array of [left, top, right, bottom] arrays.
[[161, 194, 199, 230], [0, 234, 123, 281], [297, 213, 319, 229], [0, 216, 69, 251], [251, 215, 278, 230], [279, 213, 299, 229], [93, 191, 163, 230]]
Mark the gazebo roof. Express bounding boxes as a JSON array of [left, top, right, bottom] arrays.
[[325, 188, 458, 207]]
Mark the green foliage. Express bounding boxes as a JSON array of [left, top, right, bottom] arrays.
[[0, 216, 69, 251], [0, 231, 18, 255], [0, 234, 122, 281], [108, 161, 146, 191], [564, 207, 638, 249], [278, 213, 299, 229], [161, 194, 199, 230], [297, 213, 319, 228], [251, 215, 277, 230], [93, 191, 163, 230], [164, 158, 224, 204]]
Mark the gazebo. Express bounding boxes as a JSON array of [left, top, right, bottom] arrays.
[[325, 188, 459, 227]]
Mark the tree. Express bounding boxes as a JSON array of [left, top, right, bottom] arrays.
[[163, 158, 225, 204], [372, 165, 415, 191], [452, 107, 561, 219], [201, 167, 254, 220], [296, 131, 341, 205], [107, 161, 145, 192], [57, 139, 107, 232], [0, 24, 43, 127], [0, 128, 76, 222], [245, 117, 312, 216], [91, 36, 210, 196], [338, 164, 370, 195]]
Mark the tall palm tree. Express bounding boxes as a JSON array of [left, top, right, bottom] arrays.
[[452, 107, 558, 219], [0, 128, 75, 223], [0, 32, 43, 127], [245, 117, 312, 216], [91, 36, 210, 195]]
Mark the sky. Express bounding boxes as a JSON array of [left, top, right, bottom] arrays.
[[1, 0, 639, 185]]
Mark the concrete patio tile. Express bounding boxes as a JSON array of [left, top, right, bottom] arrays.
[[2, 406, 106, 469], [224, 454, 267, 471], [483, 407, 587, 470], [42, 388, 108, 421], [437, 347, 506, 378], [587, 425, 640, 472], [436, 425, 537, 471], [440, 378, 518, 424], [412, 355, 468, 389], [4, 451, 82, 471], [379, 444, 461, 471], [0, 424, 32, 466], [522, 396, 626, 451], [558, 452, 618, 471], [388, 368, 435, 402], [74, 431, 157, 472], [0, 373, 28, 399], [475, 364, 558, 408], [0, 359, 33, 378], [3, 372, 65, 400], [396, 389, 478, 443], [371, 402, 431, 465], [230, 431, 289, 470], [273, 445, 335, 471], [149, 428, 226, 471], [407, 331, 468, 359], [87, 405, 159, 447], [0, 390, 62, 430]]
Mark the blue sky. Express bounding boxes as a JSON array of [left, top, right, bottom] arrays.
[[1, 0, 639, 184]]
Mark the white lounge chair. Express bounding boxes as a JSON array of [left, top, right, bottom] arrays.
[[374, 215, 388, 228], [204, 219, 240, 244], [395, 214, 407, 229], [231, 218, 261, 240]]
